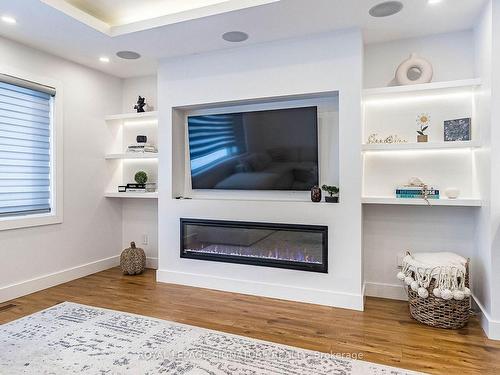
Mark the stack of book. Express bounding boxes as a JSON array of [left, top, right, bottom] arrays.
[[126, 143, 157, 153], [396, 186, 440, 199], [119, 183, 157, 193]]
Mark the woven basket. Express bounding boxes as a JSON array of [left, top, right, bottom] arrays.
[[407, 260, 471, 329]]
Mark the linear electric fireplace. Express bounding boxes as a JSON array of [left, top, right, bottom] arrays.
[[180, 219, 328, 273]]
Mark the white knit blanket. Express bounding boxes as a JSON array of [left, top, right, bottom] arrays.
[[397, 252, 471, 300]]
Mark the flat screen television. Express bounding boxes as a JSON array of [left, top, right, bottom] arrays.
[[188, 106, 319, 191]]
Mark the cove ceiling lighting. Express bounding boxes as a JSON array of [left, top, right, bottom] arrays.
[[41, 0, 280, 37]]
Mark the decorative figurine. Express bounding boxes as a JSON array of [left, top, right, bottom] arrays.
[[134, 96, 146, 113], [310, 185, 322, 202]]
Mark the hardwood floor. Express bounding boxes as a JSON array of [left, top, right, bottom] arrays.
[[1, 268, 499, 374]]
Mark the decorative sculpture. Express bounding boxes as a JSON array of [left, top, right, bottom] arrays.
[[395, 53, 433, 85], [134, 96, 146, 113]]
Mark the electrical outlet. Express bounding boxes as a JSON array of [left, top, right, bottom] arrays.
[[142, 234, 149, 245]]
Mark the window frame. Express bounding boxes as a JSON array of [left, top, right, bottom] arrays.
[[0, 67, 63, 231]]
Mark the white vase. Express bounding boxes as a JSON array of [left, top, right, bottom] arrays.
[[395, 53, 433, 86], [445, 188, 460, 199]]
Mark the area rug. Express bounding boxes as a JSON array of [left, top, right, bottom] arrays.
[[0, 302, 422, 374]]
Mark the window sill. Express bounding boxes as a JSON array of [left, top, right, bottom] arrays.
[[0, 212, 63, 231]]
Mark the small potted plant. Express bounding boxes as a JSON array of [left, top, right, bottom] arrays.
[[134, 171, 148, 184], [416, 113, 430, 143], [322, 185, 339, 203]]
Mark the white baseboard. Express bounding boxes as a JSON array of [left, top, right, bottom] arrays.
[[157, 269, 364, 311], [472, 295, 500, 340], [364, 281, 407, 301], [0, 255, 120, 303], [146, 257, 158, 269]]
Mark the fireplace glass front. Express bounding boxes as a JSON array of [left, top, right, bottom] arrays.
[[180, 219, 328, 273]]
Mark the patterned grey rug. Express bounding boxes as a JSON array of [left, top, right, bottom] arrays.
[[0, 302, 422, 374]]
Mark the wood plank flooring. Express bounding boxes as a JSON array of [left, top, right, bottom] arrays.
[[1, 268, 499, 374]]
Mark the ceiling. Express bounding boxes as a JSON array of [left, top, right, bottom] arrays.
[[0, 0, 488, 78]]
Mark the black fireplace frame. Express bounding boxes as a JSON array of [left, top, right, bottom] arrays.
[[180, 218, 328, 273]]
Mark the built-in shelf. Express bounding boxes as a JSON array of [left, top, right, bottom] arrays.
[[362, 196, 482, 207], [363, 78, 481, 98], [362, 140, 480, 152], [105, 192, 158, 199], [105, 153, 158, 160], [104, 111, 158, 121]]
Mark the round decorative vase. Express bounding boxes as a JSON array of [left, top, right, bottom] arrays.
[[120, 241, 146, 275], [310, 185, 322, 202], [417, 134, 428, 143], [395, 53, 433, 85]]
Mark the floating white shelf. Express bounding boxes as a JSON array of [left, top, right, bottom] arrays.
[[363, 78, 481, 98], [105, 192, 158, 199], [105, 153, 158, 160], [362, 140, 480, 152], [362, 196, 482, 207], [104, 111, 158, 121]]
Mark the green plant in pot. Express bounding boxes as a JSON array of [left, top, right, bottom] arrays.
[[322, 185, 339, 203], [134, 171, 148, 184]]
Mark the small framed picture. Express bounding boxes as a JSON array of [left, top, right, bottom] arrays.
[[444, 118, 471, 142]]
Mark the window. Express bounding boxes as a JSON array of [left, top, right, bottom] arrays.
[[0, 73, 60, 230]]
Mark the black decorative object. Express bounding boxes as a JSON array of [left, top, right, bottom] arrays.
[[136, 135, 147, 143], [180, 218, 328, 273], [118, 185, 127, 192], [311, 185, 322, 202], [444, 118, 471, 142], [134, 96, 146, 113]]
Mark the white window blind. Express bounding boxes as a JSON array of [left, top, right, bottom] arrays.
[[0, 75, 55, 218]]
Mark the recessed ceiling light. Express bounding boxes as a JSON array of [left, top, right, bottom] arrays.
[[428, 0, 442, 4], [369, 1, 404, 17], [116, 51, 141, 60], [1, 15, 17, 24], [222, 31, 249, 43], [99, 56, 110, 63]]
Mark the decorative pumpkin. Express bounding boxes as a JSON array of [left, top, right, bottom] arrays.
[[120, 241, 146, 275]]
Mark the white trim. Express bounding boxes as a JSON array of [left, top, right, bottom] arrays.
[[41, 1, 279, 37], [0, 66, 63, 231], [157, 269, 364, 311], [472, 295, 500, 340], [363, 281, 407, 301], [0, 255, 120, 303]]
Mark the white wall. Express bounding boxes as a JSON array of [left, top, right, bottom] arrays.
[[0, 36, 123, 302], [157, 30, 364, 310], [364, 30, 476, 88], [121, 75, 158, 268]]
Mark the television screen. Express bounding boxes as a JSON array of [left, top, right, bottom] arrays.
[[188, 106, 319, 190]]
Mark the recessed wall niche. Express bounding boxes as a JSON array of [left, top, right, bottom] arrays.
[[170, 92, 340, 202]]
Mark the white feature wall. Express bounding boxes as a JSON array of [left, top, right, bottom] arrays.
[[0, 36, 123, 302], [364, 30, 476, 88], [157, 31, 364, 310]]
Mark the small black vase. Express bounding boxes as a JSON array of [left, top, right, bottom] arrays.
[[310, 185, 322, 202]]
